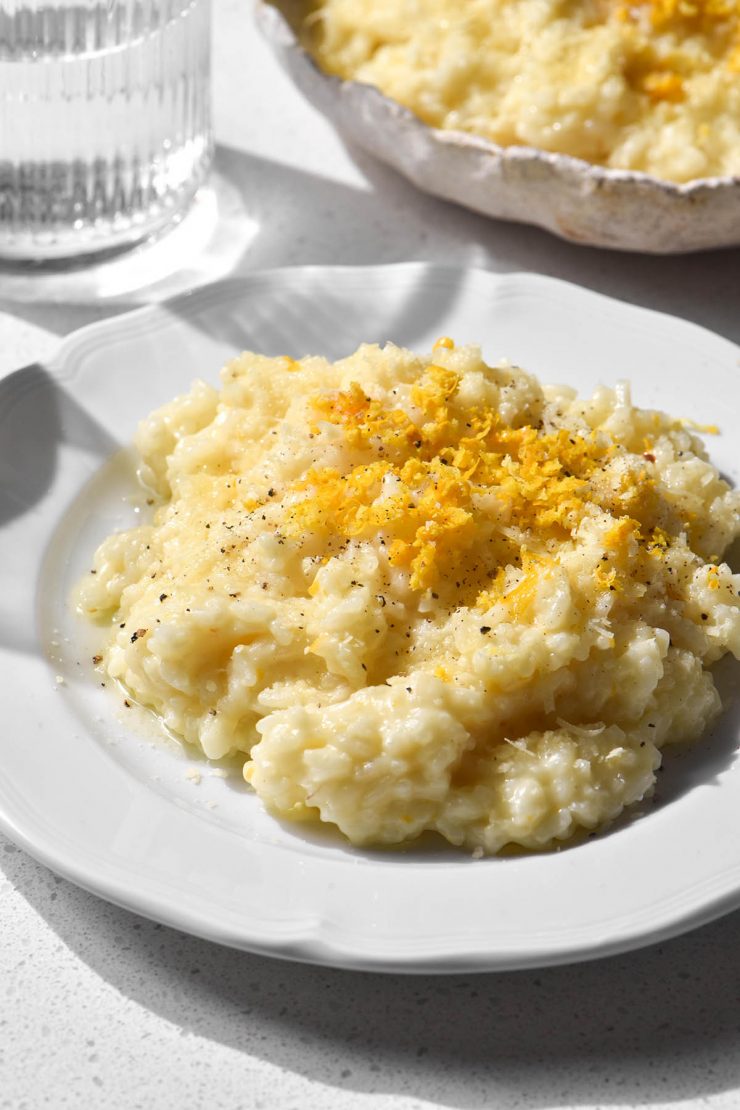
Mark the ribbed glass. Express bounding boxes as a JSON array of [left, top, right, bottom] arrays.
[[0, 0, 212, 261]]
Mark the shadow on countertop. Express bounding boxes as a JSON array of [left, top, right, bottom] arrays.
[[213, 139, 740, 350], [4, 143, 740, 351], [4, 829, 740, 1109]]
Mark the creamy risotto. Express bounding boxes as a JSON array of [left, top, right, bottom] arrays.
[[78, 342, 740, 854], [296, 0, 740, 182]]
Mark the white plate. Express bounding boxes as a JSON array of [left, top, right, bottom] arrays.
[[2, 263, 739, 972]]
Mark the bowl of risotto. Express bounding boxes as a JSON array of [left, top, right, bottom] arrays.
[[257, 0, 740, 252]]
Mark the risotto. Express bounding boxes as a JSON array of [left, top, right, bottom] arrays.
[[78, 342, 740, 854], [297, 0, 740, 183]]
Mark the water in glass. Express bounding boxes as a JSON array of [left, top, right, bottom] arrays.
[[0, 0, 212, 261]]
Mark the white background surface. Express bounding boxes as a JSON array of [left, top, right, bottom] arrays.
[[2, 1, 740, 1106]]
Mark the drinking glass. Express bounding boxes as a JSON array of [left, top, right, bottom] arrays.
[[0, 0, 212, 262]]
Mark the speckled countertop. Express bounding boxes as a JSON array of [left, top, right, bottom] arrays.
[[2, 2, 740, 1107], [4, 830, 740, 1110]]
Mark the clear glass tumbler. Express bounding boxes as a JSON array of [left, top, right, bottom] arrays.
[[0, 0, 212, 262]]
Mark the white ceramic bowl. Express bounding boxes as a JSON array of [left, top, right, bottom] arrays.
[[257, 0, 740, 254]]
